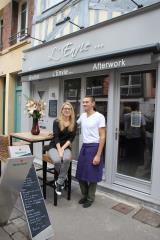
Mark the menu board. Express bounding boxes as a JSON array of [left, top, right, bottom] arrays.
[[21, 165, 54, 240], [8, 146, 54, 240], [48, 100, 57, 117]]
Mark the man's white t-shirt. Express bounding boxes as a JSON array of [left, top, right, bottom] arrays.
[[77, 111, 105, 143]]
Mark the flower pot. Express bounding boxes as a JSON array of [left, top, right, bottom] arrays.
[[31, 118, 40, 135]]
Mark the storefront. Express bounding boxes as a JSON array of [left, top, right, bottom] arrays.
[[21, 3, 160, 206]]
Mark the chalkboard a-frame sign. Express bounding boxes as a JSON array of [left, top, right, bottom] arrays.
[[8, 145, 54, 240], [48, 100, 57, 117], [21, 165, 54, 240], [9, 145, 54, 240]]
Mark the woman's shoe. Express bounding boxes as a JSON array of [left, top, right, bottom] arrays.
[[55, 181, 62, 195]]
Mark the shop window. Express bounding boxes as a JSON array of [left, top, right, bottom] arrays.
[[86, 74, 109, 120], [86, 75, 109, 97], [64, 79, 81, 101], [64, 79, 81, 118], [120, 73, 143, 97], [120, 71, 156, 98]]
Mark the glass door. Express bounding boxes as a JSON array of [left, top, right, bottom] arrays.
[[64, 78, 81, 160], [85, 74, 110, 174], [115, 70, 156, 189]]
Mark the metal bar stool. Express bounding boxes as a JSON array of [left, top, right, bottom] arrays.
[[42, 151, 72, 206]]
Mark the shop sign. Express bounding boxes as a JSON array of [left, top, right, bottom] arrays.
[[29, 74, 40, 81], [22, 53, 151, 82], [52, 68, 73, 77], [49, 41, 104, 62], [92, 59, 126, 71]]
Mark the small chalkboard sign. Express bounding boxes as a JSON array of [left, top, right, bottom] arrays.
[[21, 165, 54, 240], [48, 100, 57, 117]]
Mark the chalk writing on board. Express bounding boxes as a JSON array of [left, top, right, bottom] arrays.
[[48, 100, 57, 117], [21, 165, 51, 238]]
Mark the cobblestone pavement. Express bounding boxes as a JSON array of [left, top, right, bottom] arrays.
[[0, 207, 29, 240]]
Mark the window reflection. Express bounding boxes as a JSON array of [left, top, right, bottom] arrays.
[[86, 75, 110, 97], [64, 78, 81, 160], [86, 75, 110, 119]]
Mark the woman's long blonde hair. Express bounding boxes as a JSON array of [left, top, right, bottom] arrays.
[[58, 102, 75, 132]]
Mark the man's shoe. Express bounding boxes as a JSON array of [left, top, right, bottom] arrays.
[[55, 182, 62, 196], [83, 200, 93, 208], [78, 198, 87, 204]]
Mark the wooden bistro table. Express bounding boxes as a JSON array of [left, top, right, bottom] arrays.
[[10, 131, 53, 154]]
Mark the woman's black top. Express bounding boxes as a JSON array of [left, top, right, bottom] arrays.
[[49, 119, 77, 150]]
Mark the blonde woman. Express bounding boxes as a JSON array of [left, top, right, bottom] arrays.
[[48, 102, 76, 195]]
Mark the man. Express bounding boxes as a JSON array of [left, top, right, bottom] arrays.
[[124, 102, 146, 165], [76, 96, 106, 208]]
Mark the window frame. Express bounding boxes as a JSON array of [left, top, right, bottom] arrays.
[[18, 0, 28, 40]]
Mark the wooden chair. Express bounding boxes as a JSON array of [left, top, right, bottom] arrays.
[[0, 135, 9, 176], [41, 151, 72, 206]]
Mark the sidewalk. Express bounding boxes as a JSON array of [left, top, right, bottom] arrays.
[[0, 181, 160, 240]]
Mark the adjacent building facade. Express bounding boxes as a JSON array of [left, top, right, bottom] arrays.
[[21, 1, 160, 206], [0, 0, 34, 135]]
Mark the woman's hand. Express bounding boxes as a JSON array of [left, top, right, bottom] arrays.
[[92, 155, 101, 165], [58, 148, 64, 159]]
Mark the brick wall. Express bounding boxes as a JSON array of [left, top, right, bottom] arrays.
[[2, 2, 12, 50], [28, 0, 34, 36]]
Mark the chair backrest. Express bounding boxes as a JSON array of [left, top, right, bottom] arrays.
[[0, 135, 9, 162]]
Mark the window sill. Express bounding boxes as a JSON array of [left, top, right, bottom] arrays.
[[0, 39, 31, 55]]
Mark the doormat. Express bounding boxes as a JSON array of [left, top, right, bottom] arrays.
[[132, 208, 160, 228], [112, 203, 134, 215]]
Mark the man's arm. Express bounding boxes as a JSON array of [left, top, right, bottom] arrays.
[[92, 127, 106, 165]]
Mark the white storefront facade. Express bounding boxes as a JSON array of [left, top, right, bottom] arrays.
[[21, 3, 160, 207]]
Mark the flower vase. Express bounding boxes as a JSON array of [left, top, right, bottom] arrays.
[[31, 118, 40, 135]]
